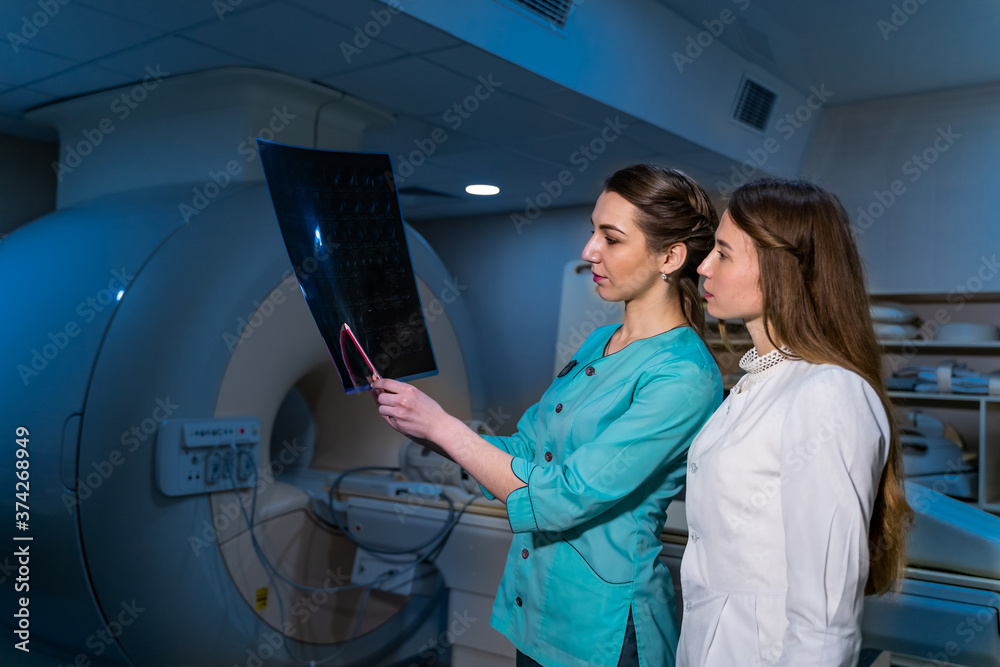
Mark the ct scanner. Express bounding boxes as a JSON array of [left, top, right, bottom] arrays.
[[3, 67, 1000, 667]]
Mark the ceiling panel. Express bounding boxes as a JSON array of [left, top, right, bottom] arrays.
[[407, 143, 646, 218], [430, 148, 573, 194], [288, 0, 462, 54], [399, 183, 572, 221], [424, 45, 564, 99], [183, 3, 405, 80], [18, 3, 159, 62], [669, 148, 741, 177], [644, 156, 714, 181], [0, 47, 77, 87], [0, 1, 73, 28], [624, 121, 709, 158], [28, 64, 135, 98], [383, 159, 468, 197], [75, 0, 271, 32], [322, 56, 484, 118], [529, 86, 640, 132], [360, 113, 494, 159], [423, 90, 592, 144], [0, 87, 53, 116], [510, 131, 659, 174], [94, 36, 254, 78], [399, 198, 505, 222]]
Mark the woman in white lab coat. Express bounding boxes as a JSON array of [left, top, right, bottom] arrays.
[[676, 178, 912, 667]]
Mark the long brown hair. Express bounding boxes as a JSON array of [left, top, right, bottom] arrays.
[[727, 177, 912, 595], [604, 164, 719, 334]]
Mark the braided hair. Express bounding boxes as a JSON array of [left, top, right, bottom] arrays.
[[604, 164, 719, 334]]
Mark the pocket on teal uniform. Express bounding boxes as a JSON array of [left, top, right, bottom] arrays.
[[538, 541, 633, 664]]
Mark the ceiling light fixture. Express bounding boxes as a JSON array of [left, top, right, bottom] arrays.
[[465, 184, 500, 196]]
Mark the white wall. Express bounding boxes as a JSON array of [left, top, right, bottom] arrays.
[[413, 204, 594, 433], [0, 133, 56, 238], [800, 81, 1000, 295]]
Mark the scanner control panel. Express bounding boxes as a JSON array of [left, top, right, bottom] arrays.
[[156, 418, 261, 497]]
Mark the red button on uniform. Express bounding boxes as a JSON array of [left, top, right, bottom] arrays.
[[555, 403, 563, 413], [516, 597, 523, 607], [521, 549, 529, 559], [544, 452, 553, 462], [585, 366, 595, 376]]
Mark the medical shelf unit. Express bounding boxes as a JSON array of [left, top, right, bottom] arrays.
[[874, 292, 1000, 515]]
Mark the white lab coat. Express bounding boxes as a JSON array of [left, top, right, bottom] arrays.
[[677, 356, 889, 667]]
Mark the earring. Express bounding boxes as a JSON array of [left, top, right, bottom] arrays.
[[661, 272, 668, 280]]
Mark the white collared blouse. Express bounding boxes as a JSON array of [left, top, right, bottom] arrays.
[[677, 349, 890, 667]]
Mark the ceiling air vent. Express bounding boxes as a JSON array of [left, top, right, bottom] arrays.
[[503, 0, 575, 30], [732, 77, 777, 134]]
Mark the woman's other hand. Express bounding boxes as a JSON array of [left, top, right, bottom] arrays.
[[372, 378, 448, 442]]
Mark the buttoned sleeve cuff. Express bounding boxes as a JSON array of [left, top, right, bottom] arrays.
[[505, 457, 538, 533], [477, 435, 510, 500]]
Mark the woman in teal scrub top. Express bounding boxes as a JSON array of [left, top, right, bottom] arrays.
[[373, 164, 723, 667]]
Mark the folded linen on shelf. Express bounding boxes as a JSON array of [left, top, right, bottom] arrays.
[[870, 302, 918, 323], [875, 322, 919, 339], [892, 361, 1000, 395]]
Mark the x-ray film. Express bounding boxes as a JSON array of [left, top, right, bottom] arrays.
[[258, 140, 437, 394]]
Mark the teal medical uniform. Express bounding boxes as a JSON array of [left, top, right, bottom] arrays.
[[481, 324, 722, 667]]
